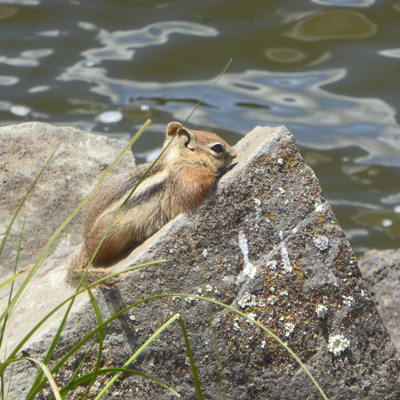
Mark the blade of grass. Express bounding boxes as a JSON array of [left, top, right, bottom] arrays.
[[54, 367, 180, 398], [137, 59, 233, 191], [23, 260, 161, 399], [27, 312, 184, 399], [1, 226, 73, 341], [0, 139, 64, 260], [0, 215, 27, 352], [0, 265, 30, 291], [42, 226, 75, 266], [73, 119, 151, 291], [0, 363, 13, 400], [178, 316, 203, 400], [189, 241, 226, 400], [33, 292, 327, 399], [83, 286, 104, 400], [10, 357, 62, 400], [180, 58, 232, 129], [65, 332, 100, 400], [5, 261, 163, 400], [74, 60, 234, 316], [94, 313, 182, 400]]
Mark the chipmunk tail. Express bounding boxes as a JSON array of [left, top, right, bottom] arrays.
[[66, 268, 115, 288], [66, 251, 117, 288]]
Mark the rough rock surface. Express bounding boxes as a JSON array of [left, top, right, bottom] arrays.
[[1, 123, 399, 400], [0, 122, 135, 276], [358, 249, 400, 353]]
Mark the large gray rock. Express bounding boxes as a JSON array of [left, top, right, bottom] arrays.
[[0, 122, 135, 276], [1, 123, 399, 400], [359, 249, 400, 353]]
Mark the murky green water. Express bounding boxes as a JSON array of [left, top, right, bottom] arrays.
[[1, 0, 400, 256]]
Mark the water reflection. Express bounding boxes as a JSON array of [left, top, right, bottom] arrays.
[[60, 30, 400, 169], [0, 5, 17, 19], [1, 0, 400, 253], [61, 21, 217, 78], [0, 49, 52, 67], [286, 10, 377, 41], [311, 0, 376, 7], [264, 48, 307, 63], [60, 53, 400, 252], [379, 48, 400, 59]]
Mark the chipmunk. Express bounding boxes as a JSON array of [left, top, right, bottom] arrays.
[[66, 121, 237, 286]]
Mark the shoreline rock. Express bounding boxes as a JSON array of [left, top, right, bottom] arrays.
[[359, 248, 400, 353], [1, 122, 399, 399], [0, 122, 135, 277]]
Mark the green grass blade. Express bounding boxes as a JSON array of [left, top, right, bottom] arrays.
[[66, 335, 99, 400], [27, 284, 104, 399], [80, 59, 234, 311], [125, 58, 233, 212], [178, 316, 203, 399], [26, 357, 62, 400], [94, 314, 182, 399], [25, 291, 77, 398], [83, 286, 104, 400], [32, 291, 328, 400], [0, 139, 64, 260], [74, 292, 327, 400], [181, 58, 232, 129], [3, 357, 62, 400], [2, 60, 235, 399], [39, 291, 327, 399], [190, 243, 226, 400], [0, 214, 27, 353], [0, 265, 30, 291], [42, 227, 75, 265], [0, 363, 13, 400]]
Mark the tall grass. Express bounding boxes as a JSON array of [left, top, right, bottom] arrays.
[[0, 59, 328, 400]]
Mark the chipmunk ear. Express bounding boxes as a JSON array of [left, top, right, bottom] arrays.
[[166, 121, 196, 150], [166, 121, 182, 139]]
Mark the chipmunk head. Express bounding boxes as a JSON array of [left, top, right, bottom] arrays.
[[165, 121, 237, 173]]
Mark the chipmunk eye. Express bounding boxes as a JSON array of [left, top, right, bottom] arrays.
[[211, 143, 224, 153]]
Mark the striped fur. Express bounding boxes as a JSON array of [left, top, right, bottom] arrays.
[[70, 121, 237, 275]]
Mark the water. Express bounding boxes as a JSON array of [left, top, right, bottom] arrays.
[[1, 0, 399, 256]]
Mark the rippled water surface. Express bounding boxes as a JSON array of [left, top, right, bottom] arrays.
[[2, 0, 400, 255]]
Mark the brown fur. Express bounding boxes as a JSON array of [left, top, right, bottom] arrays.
[[66, 121, 237, 286]]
